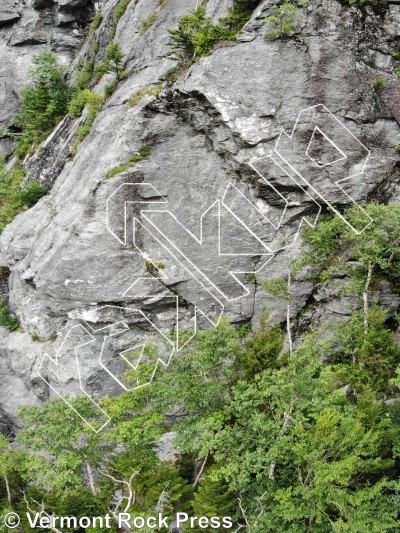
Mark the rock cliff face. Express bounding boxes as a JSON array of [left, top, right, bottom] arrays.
[[1, 0, 400, 431], [0, 0, 96, 157]]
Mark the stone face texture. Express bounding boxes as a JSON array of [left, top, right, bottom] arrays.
[[0, 0, 400, 428], [0, 0, 95, 156]]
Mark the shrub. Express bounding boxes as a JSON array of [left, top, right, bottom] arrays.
[[70, 92, 104, 155], [0, 162, 25, 232], [90, 12, 103, 32], [114, 0, 131, 24], [372, 77, 385, 93], [13, 52, 72, 157], [0, 300, 20, 331], [167, 7, 235, 65], [111, 0, 131, 38], [68, 89, 93, 118], [75, 61, 94, 90], [106, 43, 125, 76], [19, 181, 47, 207], [167, 4, 257, 66], [95, 44, 126, 83], [219, 5, 254, 32], [141, 13, 158, 34], [146, 260, 166, 276], [0, 162, 46, 233], [92, 40, 100, 56], [127, 84, 162, 107], [265, 0, 307, 40], [328, 306, 400, 395], [236, 311, 283, 376], [300, 204, 400, 301]]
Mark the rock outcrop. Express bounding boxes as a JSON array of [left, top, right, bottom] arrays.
[[0, 0, 97, 156], [1, 0, 400, 430]]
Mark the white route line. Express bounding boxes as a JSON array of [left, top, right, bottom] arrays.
[[41, 103, 374, 432]]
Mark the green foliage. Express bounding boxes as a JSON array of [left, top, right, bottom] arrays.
[[0, 161, 46, 234], [372, 77, 386, 93], [114, 0, 131, 24], [111, 0, 131, 39], [219, 5, 254, 32], [167, 7, 223, 65], [167, 5, 253, 66], [17, 397, 108, 492], [71, 91, 104, 153], [302, 204, 400, 291], [261, 276, 290, 300], [0, 163, 25, 232], [191, 470, 237, 532], [105, 146, 151, 179], [13, 51, 72, 157], [3, 203, 400, 530], [0, 300, 20, 331], [92, 39, 100, 56], [265, 0, 307, 40], [105, 43, 126, 79], [68, 88, 93, 118], [146, 259, 166, 276], [195, 342, 400, 531], [2, 292, 400, 529], [75, 60, 94, 90], [90, 12, 103, 32], [327, 306, 400, 395], [94, 44, 127, 94], [245, 272, 256, 282], [128, 84, 163, 107], [104, 78, 120, 98], [236, 311, 283, 376], [140, 12, 159, 34], [19, 181, 47, 207]]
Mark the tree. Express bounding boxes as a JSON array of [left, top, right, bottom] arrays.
[[302, 204, 400, 331], [200, 341, 400, 532], [327, 306, 400, 396], [95, 43, 126, 82], [16, 397, 108, 496], [2, 203, 400, 531], [13, 51, 72, 156], [265, 0, 307, 40], [167, 7, 243, 66]]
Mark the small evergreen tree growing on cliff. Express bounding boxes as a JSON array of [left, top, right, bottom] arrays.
[[13, 51, 72, 156], [167, 5, 255, 67]]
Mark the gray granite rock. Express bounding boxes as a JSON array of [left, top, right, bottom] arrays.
[[1, 0, 400, 427]]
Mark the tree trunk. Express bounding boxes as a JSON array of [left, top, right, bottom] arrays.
[[4, 475, 11, 503], [363, 262, 373, 337], [86, 462, 97, 496]]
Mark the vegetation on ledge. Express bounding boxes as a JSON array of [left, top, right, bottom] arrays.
[[167, 2, 256, 67]]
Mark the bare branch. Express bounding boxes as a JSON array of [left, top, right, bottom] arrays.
[[193, 453, 209, 487], [22, 492, 62, 533]]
